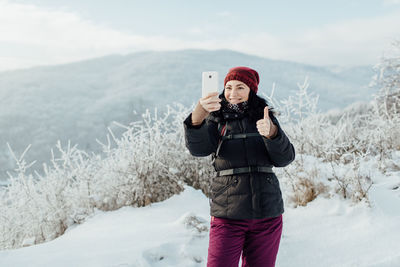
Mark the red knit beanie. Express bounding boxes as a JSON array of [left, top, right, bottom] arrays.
[[224, 66, 260, 94]]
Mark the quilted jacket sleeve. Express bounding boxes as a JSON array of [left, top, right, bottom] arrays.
[[183, 113, 219, 157], [262, 114, 295, 167]]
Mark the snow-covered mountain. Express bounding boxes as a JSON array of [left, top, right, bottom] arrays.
[[0, 49, 375, 179]]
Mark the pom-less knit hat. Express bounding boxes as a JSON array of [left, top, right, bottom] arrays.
[[224, 66, 260, 94]]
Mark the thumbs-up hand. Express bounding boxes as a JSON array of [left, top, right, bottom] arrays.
[[256, 106, 278, 139]]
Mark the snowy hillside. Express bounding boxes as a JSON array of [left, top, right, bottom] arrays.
[[0, 178, 399, 267], [0, 49, 375, 180]]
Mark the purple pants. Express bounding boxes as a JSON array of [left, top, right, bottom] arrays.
[[207, 214, 283, 267]]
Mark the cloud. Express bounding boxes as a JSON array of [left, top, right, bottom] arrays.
[[213, 11, 400, 66], [0, 1, 190, 70], [0, 2, 132, 69], [282, 12, 400, 66], [216, 11, 231, 17], [383, 0, 400, 6], [0, 1, 400, 71], [0, 1, 226, 71]]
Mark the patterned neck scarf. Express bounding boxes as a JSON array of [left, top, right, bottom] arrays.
[[221, 97, 249, 114]]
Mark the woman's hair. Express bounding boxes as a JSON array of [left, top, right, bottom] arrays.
[[211, 90, 276, 122]]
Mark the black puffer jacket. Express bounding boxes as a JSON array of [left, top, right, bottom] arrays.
[[183, 108, 295, 220]]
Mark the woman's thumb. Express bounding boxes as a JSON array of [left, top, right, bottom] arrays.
[[264, 106, 270, 120]]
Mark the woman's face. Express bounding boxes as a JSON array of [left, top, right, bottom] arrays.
[[224, 80, 251, 104]]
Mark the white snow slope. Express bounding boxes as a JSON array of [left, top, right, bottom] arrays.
[[0, 166, 399, 267]]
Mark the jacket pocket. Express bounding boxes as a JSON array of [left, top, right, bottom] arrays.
[[266, 177, 278, 188], [266, 175, 282, 196], [212, 176, 239, 199]]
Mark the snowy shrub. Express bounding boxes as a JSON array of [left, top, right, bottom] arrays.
[[93, 106, 186, 210], [372, 40, 400, 119], [369, 41, 400, 161], [279, 158, 330, 208], [180, 213, 209, 235], [0, 105, 196, 249], [264, 80, 339, 206], [265, 77, 382, 206], [151, 104, 215, 197], [272, 48, 400, 205], [0, 141, 101, 249], [329, 154, 372, 204]]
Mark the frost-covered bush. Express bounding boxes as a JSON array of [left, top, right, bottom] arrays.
[[0, 104, 197, 249], [149, 104, 215, 197], [92, 106, 186, 209], [373, 40, 400, 118], [267, 42, 400, 207], [280, 158, 330, 207], [0, 142, 95, 249]]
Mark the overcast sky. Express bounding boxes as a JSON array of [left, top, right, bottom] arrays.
[[1, 0, 400, 71]]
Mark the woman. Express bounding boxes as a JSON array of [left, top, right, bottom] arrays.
[[183, 66, 295, 267]]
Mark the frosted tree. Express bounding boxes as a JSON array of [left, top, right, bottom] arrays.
[[369, 40, 400, 158], [372, 40, 400, 118]]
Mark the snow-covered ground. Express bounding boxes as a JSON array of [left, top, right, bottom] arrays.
[[1, 167, 399, 267]]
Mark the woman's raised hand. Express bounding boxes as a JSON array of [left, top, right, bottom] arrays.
[[191, 92, 221, 126], [256, 106, 278, 139], [200, 92, 222, 113]]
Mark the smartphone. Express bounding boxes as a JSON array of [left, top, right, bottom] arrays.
[[202, 71, 219, 98]]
